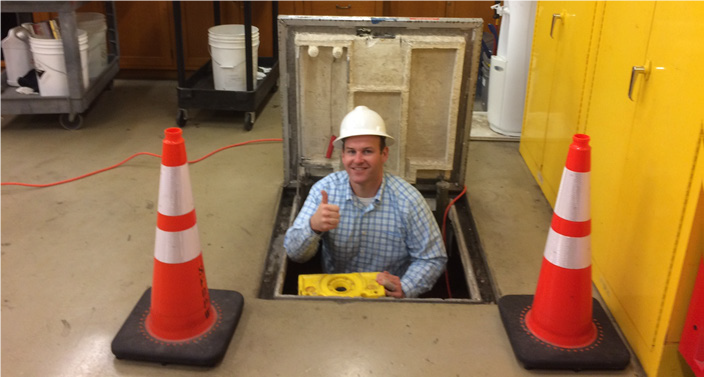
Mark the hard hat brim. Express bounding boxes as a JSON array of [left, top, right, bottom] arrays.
[[332, 132, 395, 149]]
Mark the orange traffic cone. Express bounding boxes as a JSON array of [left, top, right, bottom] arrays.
[[498, 134, 630, 370], [112, 128, 244, 366], [526, 133, 595, 347]]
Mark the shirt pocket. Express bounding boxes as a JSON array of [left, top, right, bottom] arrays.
[[373, 229, 405, 253]]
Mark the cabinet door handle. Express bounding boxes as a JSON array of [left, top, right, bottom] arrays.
[[336, 4, 352, 9], [628, 66, 646, 101], [550, 14, 562, 39]]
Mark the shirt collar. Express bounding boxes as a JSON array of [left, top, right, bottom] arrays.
[[374, 174, 387, 203], [343, 172, 387, 205]]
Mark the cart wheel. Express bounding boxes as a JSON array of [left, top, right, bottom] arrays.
[[59, 113, 83, 130], [177, 109, 188, 128], [244, 112, 255, 131]]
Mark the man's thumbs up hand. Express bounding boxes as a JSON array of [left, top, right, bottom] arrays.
[[310, 190, 340, 233]]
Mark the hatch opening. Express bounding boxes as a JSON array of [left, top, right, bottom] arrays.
[[259, 185, 497, 304]]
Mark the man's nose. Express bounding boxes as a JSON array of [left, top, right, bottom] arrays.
[[354, 152, 364, 163]]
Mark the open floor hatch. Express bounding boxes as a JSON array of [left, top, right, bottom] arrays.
[[259, 16, 496, 303], [259, 185, 497, 303]]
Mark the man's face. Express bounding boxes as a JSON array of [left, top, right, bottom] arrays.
[[341, 135, 389, 187]]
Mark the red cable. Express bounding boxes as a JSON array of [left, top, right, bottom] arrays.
[[1, 138, 283, 188], [441, 185, 468, 299], [0, 151, 160, 188], [188, 138, 283, 164], [4, 139, 464, 300]]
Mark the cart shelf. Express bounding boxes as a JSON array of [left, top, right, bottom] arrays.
[[1, 1, 120, 129], [172, 1, 279, 131]]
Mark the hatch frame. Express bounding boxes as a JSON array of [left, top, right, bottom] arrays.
[[260, 16, 495, 304]]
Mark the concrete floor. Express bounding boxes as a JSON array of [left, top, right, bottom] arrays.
[[1, 79, 645, 376]]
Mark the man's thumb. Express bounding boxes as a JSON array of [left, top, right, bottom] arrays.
[[321, 190, 328, 205]]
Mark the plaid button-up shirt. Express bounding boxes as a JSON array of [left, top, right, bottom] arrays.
[[284, 171, 447, 298]]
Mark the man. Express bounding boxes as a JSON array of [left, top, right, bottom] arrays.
[[284, 106, 447, 298]]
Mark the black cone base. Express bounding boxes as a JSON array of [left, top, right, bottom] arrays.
[[498, 294, 630, 371], [111, 287, 244, 367]]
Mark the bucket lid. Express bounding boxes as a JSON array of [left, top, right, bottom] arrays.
[[208, 24, 259, 38], [29, 29, 88, 46]]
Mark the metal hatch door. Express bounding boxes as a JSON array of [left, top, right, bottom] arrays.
[[279, 16, 483, 187]]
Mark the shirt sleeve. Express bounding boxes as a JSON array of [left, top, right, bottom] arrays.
[[399, 196, 448, 298], [284, 187, 323, 263]]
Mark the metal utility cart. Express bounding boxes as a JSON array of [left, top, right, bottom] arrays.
[[0, 1, 120, 130], [172, 1, 279, 131]]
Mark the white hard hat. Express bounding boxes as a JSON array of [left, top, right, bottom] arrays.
[[333, 106, 395, 148]]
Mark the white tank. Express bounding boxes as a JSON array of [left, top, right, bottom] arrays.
[[487, 1, 537, 136]]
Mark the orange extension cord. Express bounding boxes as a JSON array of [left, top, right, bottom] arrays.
[[441, 185, 468, 299], [0, 138, 283, 188], [3, 137, 466, 300]]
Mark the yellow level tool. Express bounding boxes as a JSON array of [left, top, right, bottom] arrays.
[[298, 272, 386, 298]]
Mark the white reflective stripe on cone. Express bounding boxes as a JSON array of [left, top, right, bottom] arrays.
[[554, 168, 590, 222], [543, 229, 591, 269], [157, 164, 195, 217], [154, 225, 201, 264]]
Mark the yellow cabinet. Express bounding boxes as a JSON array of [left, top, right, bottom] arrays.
[[586, 1, 655, 235], [522, 1, 704, 376], [519, 1, 600, 206], [587, 2, 704, 376]]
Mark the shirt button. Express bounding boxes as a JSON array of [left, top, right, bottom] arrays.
[[362, 231, 366, 235]]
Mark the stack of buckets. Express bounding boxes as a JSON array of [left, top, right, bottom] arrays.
[[2, 12, 107, 97], [29, 29, 90, 96], [76, 12, 108, 80], [208, 24, 260, 91]]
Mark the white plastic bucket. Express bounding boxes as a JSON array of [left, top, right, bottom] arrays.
[[29, 29, 89, 97], [1, 26, 33, 86], [208, 24, 259, 91], [76, 12, 108, 79]]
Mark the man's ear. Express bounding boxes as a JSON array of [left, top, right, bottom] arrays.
[[381, 146, 389, 163]]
